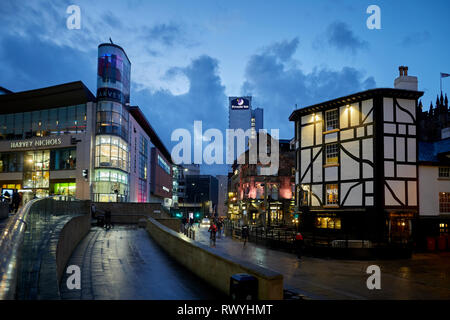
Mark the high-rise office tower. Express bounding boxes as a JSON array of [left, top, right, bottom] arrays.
[[228, 96, 264, 165]]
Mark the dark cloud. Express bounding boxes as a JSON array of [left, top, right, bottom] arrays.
[[401, 31, 431, 47], [132, 55, 229, 174], [0, 34, 96, 92], [142, 23, 185, 47], [325, 21, 368, 54], [241, 38, 375, 138], [264, 37, 300, 62]]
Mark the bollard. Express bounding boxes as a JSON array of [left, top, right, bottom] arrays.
[[192, 230, 195, 240]]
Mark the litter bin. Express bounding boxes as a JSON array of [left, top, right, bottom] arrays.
[[229, 273, 258, 300], [426, 237, 436, 251]]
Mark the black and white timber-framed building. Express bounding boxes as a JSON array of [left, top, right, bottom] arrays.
[[289, 67, 423, 246]]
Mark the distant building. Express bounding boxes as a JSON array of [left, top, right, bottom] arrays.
[[228, 96, 264, 165], [172, 164, 185, 208], [228, 133, 295, 225], [216, 175, 228, 217], [0, 43, 173, 205], [182, 163, 200, 175], [174, 174, 218, 219], [417, 92, 449, 142], [417, 138, 450, 249], [0, 87, 12, 95]]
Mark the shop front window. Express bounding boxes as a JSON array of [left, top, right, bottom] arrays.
[[93, 168, 128, 202], [95, 135, 129, 171], [53, 182, 76, 196], [0, 105, 87, 140], [23, 150, 50, 190], [96, 101, 129, 141], [0, 152, 23, 172], [50, 148, 76, 170]]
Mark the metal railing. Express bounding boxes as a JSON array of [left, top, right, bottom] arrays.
[[0, 198, 40, 300], [0, 197, 88, 300]]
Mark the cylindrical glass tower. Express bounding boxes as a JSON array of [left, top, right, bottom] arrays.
[[94, 43, 131, 202]]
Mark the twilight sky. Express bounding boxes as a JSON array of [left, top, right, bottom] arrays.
[[1, 0, 449, 175]]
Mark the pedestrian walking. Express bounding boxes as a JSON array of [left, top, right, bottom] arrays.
[[91, 203, 96, 219], [217, 219, 223, 238], [12, 190, 21, 214], [242, 224, 249, 246], [295, 232, 304, 259], [208, 222, 218, 247], [105, 210, 112, 230]]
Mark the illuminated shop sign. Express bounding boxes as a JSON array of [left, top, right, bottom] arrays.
[[231, 98, 249, 110], [97, 87, 125, 104], [10, 138, 62, 149]]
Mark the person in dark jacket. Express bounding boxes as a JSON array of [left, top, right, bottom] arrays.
[[12, 191, 21, 213], [105, 210, 112, 229], [242, 224, 249, 246], [295, 232, 304, 258]]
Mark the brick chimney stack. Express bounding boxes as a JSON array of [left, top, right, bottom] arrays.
[[394, 66, 418, 91]]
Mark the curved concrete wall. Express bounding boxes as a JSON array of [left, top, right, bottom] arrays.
[[56, 215, 91, 283], [38, 214, 91, 299], [146, 217, 283, 300]]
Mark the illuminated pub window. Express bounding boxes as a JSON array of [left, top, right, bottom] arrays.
[[325, 109, 339, 131], [326, 184, 339, 205], [316, 217, 341, 229], [299, 185, 309, 206], [325, 143, 339, 165], [439, 192, 450, 213]]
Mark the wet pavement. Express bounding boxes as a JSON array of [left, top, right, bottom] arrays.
[[60, 225, 225, 300], [194, 226, 450, 300]]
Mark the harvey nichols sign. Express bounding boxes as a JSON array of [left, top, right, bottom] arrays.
[[10, 138, 62, 149]]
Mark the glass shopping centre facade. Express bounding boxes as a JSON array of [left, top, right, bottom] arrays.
[[0, 43, 173, 204]]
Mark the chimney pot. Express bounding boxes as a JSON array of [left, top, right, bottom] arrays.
[[404, 66, 408, 76], [399, 66, 403, 76]]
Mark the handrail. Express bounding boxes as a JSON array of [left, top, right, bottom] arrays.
[[0, 198, 42, 300]]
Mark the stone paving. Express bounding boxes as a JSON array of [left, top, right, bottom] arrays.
[[60, 225, 225, 300], [194, 225, 450, 300]]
